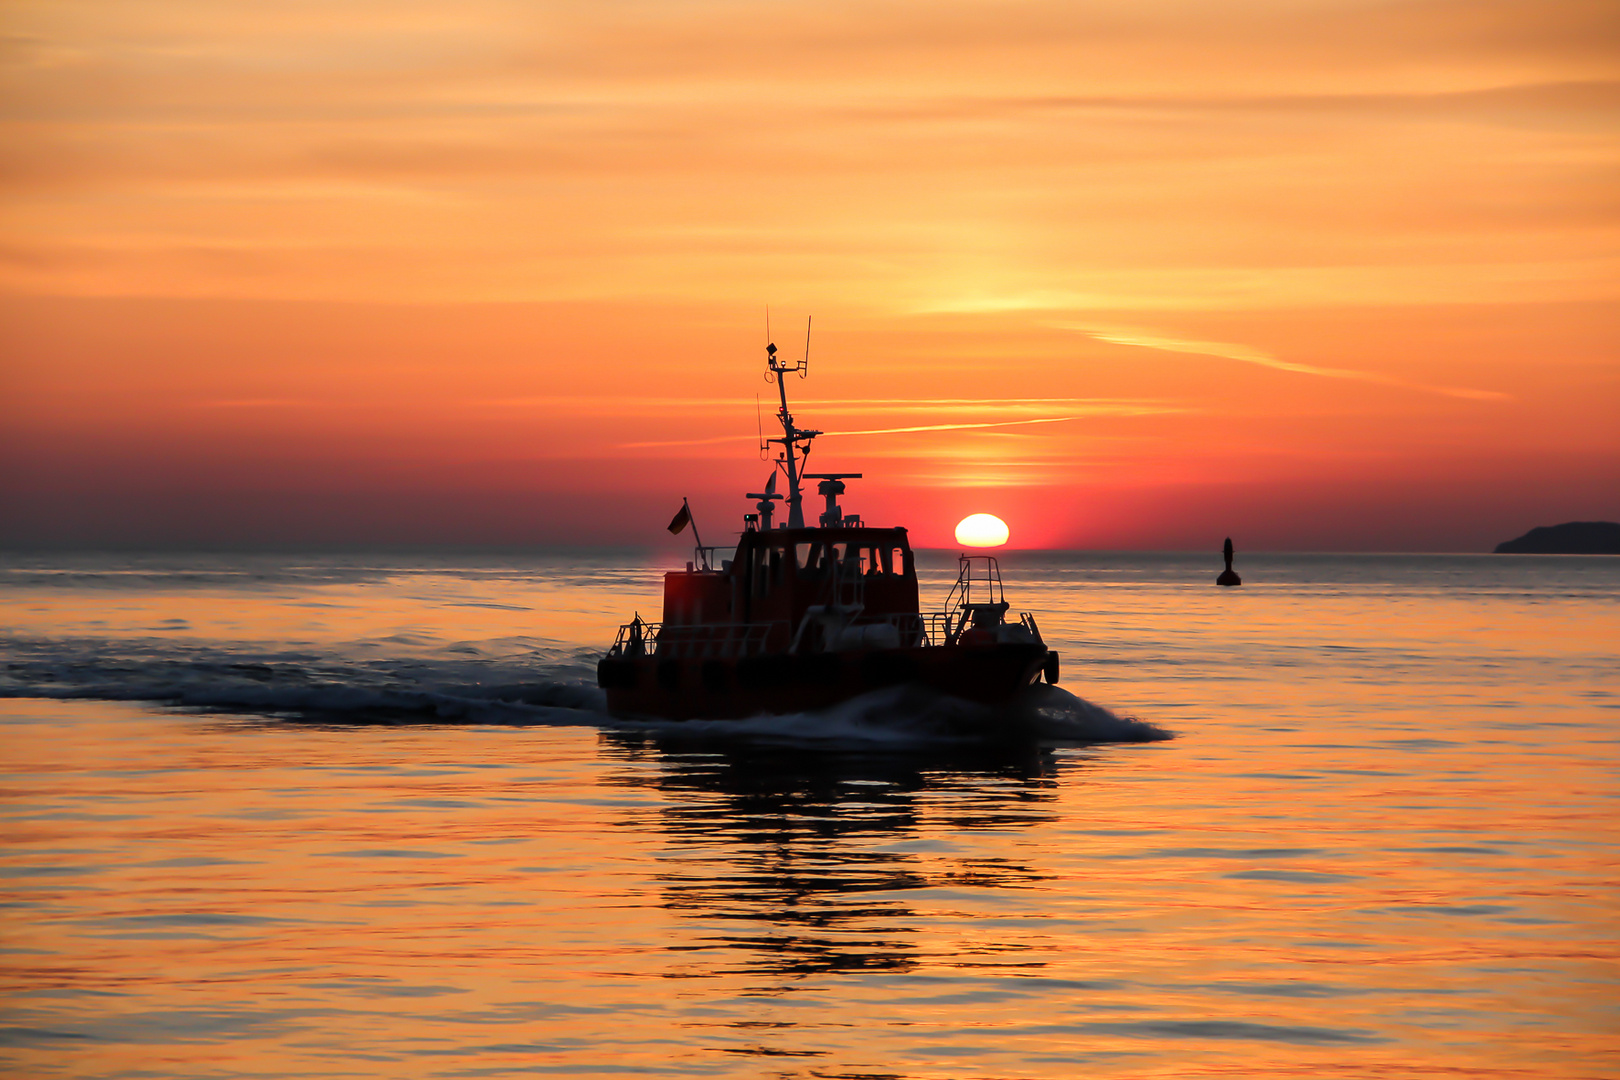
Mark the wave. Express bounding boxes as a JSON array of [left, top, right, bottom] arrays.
[[0, 636, 604, 725], [646, 683, 1171, 746], [0, 636, 1170, 745]]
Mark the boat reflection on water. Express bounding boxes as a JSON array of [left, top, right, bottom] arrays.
[[599, 730, 1080, 981]]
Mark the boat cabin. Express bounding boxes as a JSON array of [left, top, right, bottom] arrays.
[[658, 526, 919, 656]]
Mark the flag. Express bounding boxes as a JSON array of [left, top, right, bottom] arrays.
[[667, 502, 691, 535]]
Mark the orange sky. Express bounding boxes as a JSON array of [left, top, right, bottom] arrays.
[[2, 0, 1616, 549]]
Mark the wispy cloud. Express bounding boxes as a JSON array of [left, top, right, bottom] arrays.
[[831, 416, 1086, 436], [475, 395, 1163, 415], [193, 398, 330, 408], [622, 414, 1090, 450], [616, 398, 1191, 448], [1080, 329, 1509, 401]]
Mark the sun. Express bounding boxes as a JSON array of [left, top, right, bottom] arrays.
[[955, 513, 1010, 548]]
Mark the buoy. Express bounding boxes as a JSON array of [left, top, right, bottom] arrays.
[[1217, 536, 1242, 587]]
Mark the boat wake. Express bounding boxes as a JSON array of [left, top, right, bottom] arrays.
[[653, 683, 1171, 746], [0, 636, 1170, 745]]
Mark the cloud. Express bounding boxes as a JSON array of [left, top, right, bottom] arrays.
[[620, 413, 1128, 449], [475, 395, 1169, 415], [193, 398, 330, 408], [1079, 328, 1510, 401], [613, 396, 1191, 448]]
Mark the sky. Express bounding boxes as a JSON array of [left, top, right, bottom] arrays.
[[2, 0, 1616, 550]]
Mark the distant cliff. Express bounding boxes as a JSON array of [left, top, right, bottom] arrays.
[[1493, 522, 1620, 554]]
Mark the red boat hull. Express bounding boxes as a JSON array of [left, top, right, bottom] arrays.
[[598, 642, 1049, 720]]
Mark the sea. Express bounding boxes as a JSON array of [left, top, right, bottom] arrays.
[[1, 549, 1616, 1078]]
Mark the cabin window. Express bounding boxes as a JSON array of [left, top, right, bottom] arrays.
[[888, 547, 905, 576], [851, 546, 866, 574], [847, 546, 870, 575], [800, 542, 833, 575]]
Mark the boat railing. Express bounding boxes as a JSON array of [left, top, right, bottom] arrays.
[[791, 608, 931, 653], [926, 607, 1042, 646], [610, 619, 787, 660], [942, 554, 1005, 612], [928, 555, 1015, 643], [878, 612, 929, 647], [609, 614, 656, 657], [612, 613, 933, 659]]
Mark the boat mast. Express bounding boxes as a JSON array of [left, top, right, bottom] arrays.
[[765, 318, 821, 528]]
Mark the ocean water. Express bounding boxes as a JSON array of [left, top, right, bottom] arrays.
[[1, 549, 1616, 1078]]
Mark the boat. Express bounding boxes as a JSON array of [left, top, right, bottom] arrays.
[[596, 328, 1059, 720]]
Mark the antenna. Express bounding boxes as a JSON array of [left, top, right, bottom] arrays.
[[756, 394, 767, 458], [762, 314, 821, 527], [801, 315, 811, 379]]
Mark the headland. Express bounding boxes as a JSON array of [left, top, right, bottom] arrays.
[[1493, 521, 1620, 554]]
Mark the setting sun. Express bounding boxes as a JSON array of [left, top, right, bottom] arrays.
[[955, 514, 1010, 548]]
